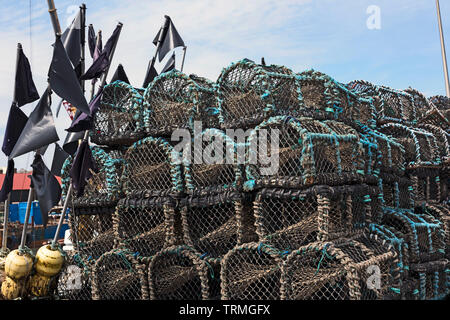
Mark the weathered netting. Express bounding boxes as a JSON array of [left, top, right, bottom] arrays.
[[429, 95, 450, 125], [91, 81, 145, 146], [180, 192, 253, 260], [253, 186, 377, 251], [348, 80, 416, 124], [245, 116, 366, 190], [114, 197, 181, 258], [220, 242, 286, 300], [404, 88, 432, 122], [122, 136, 184, 197], [416, 123, 450, 165], [280, 236, 399, 300], [148, 245, 221, 300], [55, 253, 93, 300], [142, 70, 218, 136], [417, 97, 449, 131], [184, 129, 243, 195], [379, 207, 446, 263], [92, 250, 148, 300], [416, 204, 450, 258], [377, 172, 414, 210], [297, 70, 377, 128], [409, 259, 449, 300], [215, 59, 298, 129]]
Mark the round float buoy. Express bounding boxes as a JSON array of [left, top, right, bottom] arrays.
[[35, 245, 64, 277], [4, 249, 33, 280], [1, 276, 26, 300], [28, 273, 52, 297]]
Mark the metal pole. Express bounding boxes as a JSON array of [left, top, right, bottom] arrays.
[[436, 0, 450, 97], [2, 194, 11, 252], [80, 4, 86, 94], [47, 0, 62, 35], [18, 187, 34, 251], [180, 46, 187, 72], [13, 43, 22, 104]]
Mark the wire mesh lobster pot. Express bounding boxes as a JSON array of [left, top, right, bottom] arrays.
[[348, 80, 417, 124], [253, 185, 378, 252], [142, 71, 218, 137], [377, 172, 414, 210], [245, 116, 367, 191], [429, 95, 450, 124], [55, 252, 93, 300], [297, 70, 377, 128], [91, 80, 145, 147], [379, 207, 446, 264], [280, 236, 400, 300], [114, 196, 181, 258], [215, 59, 298, 129], [92, 250, 148, 300], [122, 136, 184, 198], [408, 259, 449, 300], [404, 87, 432, 122], [148, 245, 221, 300], [62, 147, 125, 260], [180, 191, 255, 260], [184, 129, 243, 195], [220, 242, 286, 300], [417, 204, 450, 259]]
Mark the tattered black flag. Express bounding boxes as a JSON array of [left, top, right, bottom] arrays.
[[2, 103, 28, 156], [61, 9, 82, 68], [161, 52, 176, 74], [63, 131, 84, 156], [153, 16, 185, 62], [70, 140, 98, 197], [48, 36, 90, 115], [9, 89, 59, 159], [15, 46, 39, 107], [67, 87, 104, 132], [50, 143, 70, 176], [142, 58, 158, 88], [0, 160, 15, 202], [30, 154, 62, 227], [111, 64, 130, 84], [88, 24, 96, 58]]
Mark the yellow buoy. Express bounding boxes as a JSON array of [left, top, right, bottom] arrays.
[[4, 250, 33, 280], [28, 273, 52, 297], [35, 245, 64, 277], [1, 276, 26, 300]]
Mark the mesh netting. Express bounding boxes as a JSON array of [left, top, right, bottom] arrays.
[[378, 172, 414, 209], [122, 136, 184, 197], [216, 59, 298, 129], [409, 259, 449, 300], [92, 250, 147, 300], [148, 245, 221, 300], [417, 204, 450, 258], [114, 197, 181, 258], [416, 124, 450, 165], [253, 186, 377, 251], [91, 81, 145, 147], [280, 237, 399, 300], [410, 171, 442, 204], [142, 70, 218, 136], [55, 253, 93, 300], [404, 88, 432, 122]]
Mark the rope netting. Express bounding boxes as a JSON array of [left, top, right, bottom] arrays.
[[416, 204, 450, 258], [409, 259, 449, 300], [378, 172, 414, 210], [91, 81, 145, 146], [55, 253, 93, 300], [404, 88, 432, 122]]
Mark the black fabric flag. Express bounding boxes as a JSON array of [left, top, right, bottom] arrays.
[[0, 160, 15, 202], [88, 24, 96, 58], [49, 37, 90, 115], [70, 140, 98, 197], [153, 16, 185, 62], [30, 154, 62, 227], [80, 25, 121, 81], [67, 87, 104, 132], [63, 131, 84, 156], [111, 64, 129, 84], [61, 10, 82, 68], [2, 103, 28, 156], [161, 52, 176, 74], [142, 58, 158, 88], [50, 143, 69, 176], [9, 89, 59, 159], [15, 47, 39, 107]]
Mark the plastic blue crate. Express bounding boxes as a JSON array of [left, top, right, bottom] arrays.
[[8, 203, 19, 222]]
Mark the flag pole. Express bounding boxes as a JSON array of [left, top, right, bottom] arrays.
[[51, 23, 123, 249], [180, 46, 187, 72], [18, 187, 34, 252], [436, 0, 450, 97], [80, 3, 87, 95]]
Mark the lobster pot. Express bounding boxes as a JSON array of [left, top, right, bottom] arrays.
[[148, 246, 221, 300], [404, 88, 432, 122], [122, 137, 184, 197], [297, 71, 377, 128], [410, 170, 442, 204], [378, 172, 414, 210], [142, 71, 218, 136], [430, 95, 450, 124], [91, 81, 145, 147], [418, 204, 450, 258], [184, 129, 243, 195], [114, 197, 181, 258], [254, 185, 377, 251], [220, 242, 285, 300], [409, 260, 449, 300], [180, 192, 253, 259], [215, 59, 298, 129], [379, 207, 446, 263], [92, 250, 147, 300], [56, 253, 93, 300], [348, 80, 416, 124], [246, 116, 366, 190], [280, 237, 399, 300], [416, 124, 450, 164]]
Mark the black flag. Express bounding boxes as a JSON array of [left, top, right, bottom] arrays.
[[67, 87, 103, 132], [161, 52, 176, 74], [88, 24, 96, 58], [15, 46, 39, 107], [30, 154, 62, 227], [142, 58, 158, 88], [153, 16, 185, 62], [9, 89, 59, 159], [49, 36, 90, 115], [70, 140, 98, 197], [50, 143, 69, 176], [80, 24, 121, 80], [0, 160, 15, 202], [63, 131, 84, 156], [2, 103, 28, 156], [61, 9, 82, 68], [111, 64, 130, 84]]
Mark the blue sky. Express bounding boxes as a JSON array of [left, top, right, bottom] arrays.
[[1, 0, 449, 170]]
